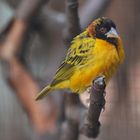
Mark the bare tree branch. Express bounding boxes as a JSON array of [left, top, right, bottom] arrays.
[[0, 0, 59, 135], [0, 0, 49, 61], [81, 76, 106, 138], [61, 94, 80, 140], [64, 0, 81, 45], [0, 20, 28, 60], [61, 0, 81, 140]]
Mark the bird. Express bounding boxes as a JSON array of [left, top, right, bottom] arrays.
[[36, 17, 125, 100]]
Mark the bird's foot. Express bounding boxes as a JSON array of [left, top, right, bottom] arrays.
[[86, 86, 91, 93]]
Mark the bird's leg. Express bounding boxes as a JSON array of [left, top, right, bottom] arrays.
[[87, 86, 91, 93]]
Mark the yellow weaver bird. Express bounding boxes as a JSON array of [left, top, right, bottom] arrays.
[[36, 17, 125, 100]]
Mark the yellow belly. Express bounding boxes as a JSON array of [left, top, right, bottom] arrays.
[[69, 39, 120, 93]]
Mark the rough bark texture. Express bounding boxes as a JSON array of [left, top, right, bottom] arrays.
[[81, 76, 106, 138]]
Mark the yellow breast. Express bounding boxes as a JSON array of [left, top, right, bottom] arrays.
[[70, 39, 121, 93]]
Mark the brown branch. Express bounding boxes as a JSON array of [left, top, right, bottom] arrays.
[[0, 20, 28, 60], [81, 76, 106, 138], [61, 0, 81, 140], [64, 0, 81, 45], [2, 57, 57, 134], [61, 94, 80, 140], [62, 1, 109, 139], [0, 0, 58, 135], [0, 0, 49, 61]]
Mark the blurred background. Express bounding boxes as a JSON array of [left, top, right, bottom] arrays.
[[0, 0, 140, 140]]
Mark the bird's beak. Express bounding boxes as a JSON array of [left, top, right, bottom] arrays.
[[106, 27, 119, 38]]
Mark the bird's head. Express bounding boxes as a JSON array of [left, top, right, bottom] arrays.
[[87, 17, 119, 46]]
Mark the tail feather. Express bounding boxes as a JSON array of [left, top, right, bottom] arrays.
[[35, 85, 52, 100]]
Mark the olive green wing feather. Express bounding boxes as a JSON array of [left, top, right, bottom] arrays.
[[36, 34, 95, 100], [51, 35, 95, 86], [36, 32, 96, 100]]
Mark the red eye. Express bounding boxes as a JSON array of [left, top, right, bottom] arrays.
[[100, 27, 107, 34]]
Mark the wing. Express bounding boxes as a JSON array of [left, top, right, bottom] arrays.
[[51, 33, 95, 86]]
